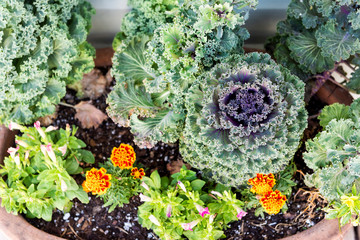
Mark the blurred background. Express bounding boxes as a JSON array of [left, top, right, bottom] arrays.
[[87, 0, 291, 49]]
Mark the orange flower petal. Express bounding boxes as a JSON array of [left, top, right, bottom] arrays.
[[248, 173, 276, 195], [260, 190, 287, 215]]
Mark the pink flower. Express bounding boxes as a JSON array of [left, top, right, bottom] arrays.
[[177, 181, 187, 193], [8, 122, 25, 131], [15, 140, 29, 148], [7, 146, 19, 158], [45, 126, 58, 132], [140, 181, 150, 191], [195, 204, 210, 217], [58, 145, 67, 156], [148, 215, 161, 226], [34, 121, 46, 140], [235, 207, 247, 220], [181, 220, 200, 231], [139, 193, 152, 202], [45, 144, 57, 162], [166, 204, 172, 218]]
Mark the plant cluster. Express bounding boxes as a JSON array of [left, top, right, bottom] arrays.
[[267, 0, 360, 92], [181, 52, 307, 186], [304, 99, 360, 202], [82, 144, 145, 212], [138, 167, 246, 240], [0, 0, 95, 125], [0, 122, 94, 221], [107, 0, 257, 148]]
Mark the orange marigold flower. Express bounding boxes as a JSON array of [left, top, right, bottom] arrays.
[[248, 173, 276, 195], [260, 190, 287, 215], [131, 167, 145, 179], [82, 168, 111, 195], [110, 143, 136, 169]]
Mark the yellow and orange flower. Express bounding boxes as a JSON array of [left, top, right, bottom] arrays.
[[110, 143, 136, 169], [82, 168, 111, 195], [260, 190, 287, 215], [248, 173, 276, 195], [131, 167, 145, 179]]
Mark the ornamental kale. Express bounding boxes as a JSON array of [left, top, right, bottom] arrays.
[[0, 0, 95, 125], [304, 99, 360, 202], [267, 0, 360, 92], [180, 52, 307, 186], [138, 167, 246, 240], [0, 122, 94, 221], [107, 0, 257, 148]]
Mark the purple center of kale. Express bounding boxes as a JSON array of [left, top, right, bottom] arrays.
[[221, 86, 272, 127]]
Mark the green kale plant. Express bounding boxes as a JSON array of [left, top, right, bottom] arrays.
[[107, 0, 257, 148], [181, 52, 307, 186], [0, 122, 94, 221], [138, 167, 246, 240], [0, 0, 95, 125], [267, 0, 360, 92], [304, 98, 360, 202]]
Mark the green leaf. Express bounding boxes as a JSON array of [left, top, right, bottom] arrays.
[[347, 68, 360, 94], [288, 30, 334, 74], [318, 103, 350, 128], [150, 171, 161, 189], [111, 35, 156, 83], [76, 149, 95, 164], [190, 179, 206, 191], [64, 158, 80, 175], [316, 20, 360, 62], [348, 156, 360, 177], [287, 0, 319, 29], [161, 176, 169, 189]]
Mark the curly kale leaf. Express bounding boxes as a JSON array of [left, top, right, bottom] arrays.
[[0, 0, 95, 125], [287, 0, 320, 29], [181, 52, 307, 186], [304, 99, 360, 201], [318, 103, 350, 128], [288, 30, 334, 74], [111, 35, 156, 84], [316, 20, 360, 62]]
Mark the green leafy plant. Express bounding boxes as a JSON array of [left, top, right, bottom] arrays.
[[0, 122, 94, 221], [304, 98, 360, 203], [267, 0, 360, 93], [107, 0, 257, 148], [181, 52, 307, 186], [138, 167, 246, 240], [0, 0, 95, 125], [325, 185, 360, 226]]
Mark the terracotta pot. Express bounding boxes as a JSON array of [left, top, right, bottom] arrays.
[[0, 48, 355, 240]]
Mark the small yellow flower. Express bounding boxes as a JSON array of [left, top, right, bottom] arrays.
[[131, 167, 145, 179], [110, 144, 136, 169], [248, 173, 276, 195], [341, 195, 359, 210], [82, 168, 111, 195], [260, 190, 287, 215]]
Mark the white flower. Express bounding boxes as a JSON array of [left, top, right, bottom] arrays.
[[15, 140, 29, 148], [45, 126, 58, 132], [140, 181, 150, 191], [58, 145, 67, 156], [211, 191, 223, 198], [14, 154, 20, 166], [45, 144, 57, 163], [7, 146, 19, 158], [34, 121, 46, 140], [8, 122, 25, 131], [166, 204, 172, 218], [58, 174, 68, 192], [148, 215, 161, 226], [177, 181, 187, 192], [139, 193, 152, 202]]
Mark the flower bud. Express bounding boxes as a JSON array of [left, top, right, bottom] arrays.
[[148, 215, 161, 226], [34, 121, 46, 140]]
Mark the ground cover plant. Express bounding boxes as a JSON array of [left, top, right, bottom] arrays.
[[1, 122, 94, 221], [0, 0, 95, 125]]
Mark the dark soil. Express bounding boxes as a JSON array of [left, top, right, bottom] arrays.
[[26, 69, 328, 240]]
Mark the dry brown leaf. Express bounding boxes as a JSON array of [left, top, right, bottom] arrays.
[[166, 159, 191, 175], [105, 69, 113, 86], [81, 69, 109, 99], [37, 106, 59, 126], [74, 101, 108, 129]]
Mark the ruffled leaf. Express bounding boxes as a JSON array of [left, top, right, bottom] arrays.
[[318, 103, 350, 128]]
